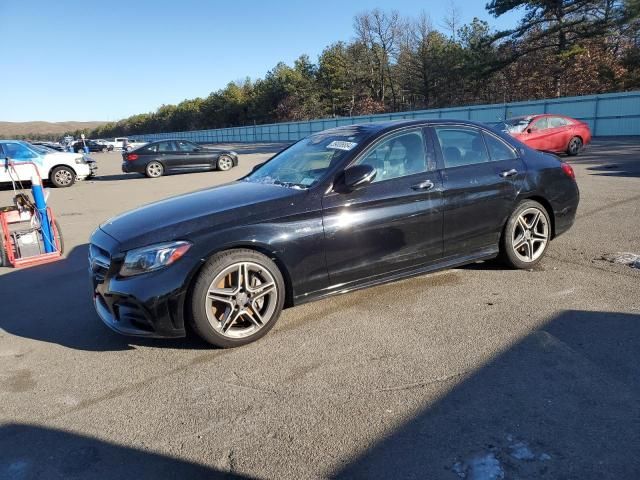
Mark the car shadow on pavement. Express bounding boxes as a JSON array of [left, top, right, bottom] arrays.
[[0, 424, 249, 479], [571, 138, 640, 178], [0, 244, 212, 352], [332, 309, 640, 479]]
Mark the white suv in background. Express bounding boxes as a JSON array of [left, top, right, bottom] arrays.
[[0, 140, 97, 188]]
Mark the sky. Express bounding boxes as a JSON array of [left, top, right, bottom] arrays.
[[0, 0, 522, 122]]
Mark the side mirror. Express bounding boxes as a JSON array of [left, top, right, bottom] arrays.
[[342, 164, 376, 190]]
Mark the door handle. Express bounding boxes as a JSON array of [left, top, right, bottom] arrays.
[[411, 180, 435, 191], [499, 168, 518, 178]]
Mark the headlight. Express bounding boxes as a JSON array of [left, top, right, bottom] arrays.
[[120, 241, 192, 277], [75, 157, 86, 164]]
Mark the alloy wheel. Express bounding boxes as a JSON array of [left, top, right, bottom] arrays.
[[218, 156, 233, 171], [205, 262, 278, 338], [54, 169, 74, 186], [511, 207, 549, 263], [146, 162, 163, 177], [568, 137, 582, 155]]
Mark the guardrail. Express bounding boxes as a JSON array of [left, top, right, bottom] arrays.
[[133, 91, 640, 143]]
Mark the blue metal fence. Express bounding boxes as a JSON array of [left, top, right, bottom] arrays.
[[133, 91, 640, 143]]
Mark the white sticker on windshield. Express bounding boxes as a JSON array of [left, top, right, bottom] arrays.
[[327, 140, 358, 151]]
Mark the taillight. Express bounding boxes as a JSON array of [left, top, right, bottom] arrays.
[[127, 154, 139, 161], [561, 162, 575, 180]]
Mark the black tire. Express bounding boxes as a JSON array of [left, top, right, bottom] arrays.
[[190, 249, 285, 348], [500, 200, 551, 269], [50, 166, 76, 188], [217, 155, 234, 171], [567, 136, 583, 156], [145, 161, 164, 178], [0, 222, 9, 267], [101, 147, 108, 153], [53, 220, 64, 254]]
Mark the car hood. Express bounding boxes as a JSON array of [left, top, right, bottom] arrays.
[[100, 181, 302, 250]]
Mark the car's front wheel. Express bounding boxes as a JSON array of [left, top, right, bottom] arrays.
[[501, 200, 551, 269], [145, 161, 164, 178], [50, 166, 76, 188], [190, 249, 285, 347]]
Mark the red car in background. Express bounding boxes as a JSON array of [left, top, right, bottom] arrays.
[[497, 114, 592, 156]]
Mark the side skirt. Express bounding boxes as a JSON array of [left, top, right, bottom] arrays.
[[292, 246, 499, 307]]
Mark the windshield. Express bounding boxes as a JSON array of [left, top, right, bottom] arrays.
[[501, 117, 533, 134], [244, 130, 367, 189]]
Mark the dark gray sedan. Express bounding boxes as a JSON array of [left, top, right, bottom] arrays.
[[122, 140, 238, 178]]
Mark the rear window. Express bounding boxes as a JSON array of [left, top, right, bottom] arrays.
[[434, 127, 489, 168]]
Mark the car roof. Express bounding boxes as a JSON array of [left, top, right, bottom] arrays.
[[324, 118, 496, 137]]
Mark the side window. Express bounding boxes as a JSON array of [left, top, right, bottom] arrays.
[[177, 141, 198, 152], [434, 127, 489, 168], [482, 132, 517, 162], [355, 129, 428, 183], [156, 141, 174, 152], [3, 143, 38, 160], [548, 116, 567, 128], [532, 117, 549, 130]]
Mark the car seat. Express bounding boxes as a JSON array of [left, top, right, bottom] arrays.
[[400, 135, 426, 175]]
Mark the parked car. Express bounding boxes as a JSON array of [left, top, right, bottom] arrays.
[[102, 137, 145, 151], [90, 119, 579, 347], [73, 139, 114, 153], [495, 114, 591, 156], [0, 140, 96, 187], [123, 139, 148, 151], [121, 140, 238, 177]]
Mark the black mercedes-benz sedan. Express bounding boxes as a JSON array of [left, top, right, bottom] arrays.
[[90, 120, 579, 347], [121, 139, 238, 178]]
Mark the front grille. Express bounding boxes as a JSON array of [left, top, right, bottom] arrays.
[[89, 243, 111, 281]]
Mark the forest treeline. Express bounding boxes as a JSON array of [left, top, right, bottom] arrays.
[[77, 1, 640, 139]]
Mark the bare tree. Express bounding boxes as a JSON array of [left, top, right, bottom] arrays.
[[442, 1, 462, 41], [354, 9, 405, 110]]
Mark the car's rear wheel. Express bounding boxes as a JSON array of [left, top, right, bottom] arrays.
[[190, 249, 285, 348], [101, 147, 108, 153], [500, 200, 551, 269], [217, 155, 234, 171], [50, 166, 76, 188], [567, 136, 582, 156], [145, 161, 164, 178]]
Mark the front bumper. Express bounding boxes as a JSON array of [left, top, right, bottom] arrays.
[[74, 161, 95, 179], [86, 161, 98, 177], [89, 228, 193, 338]]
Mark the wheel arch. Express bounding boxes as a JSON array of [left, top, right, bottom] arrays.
[[183, 243, 295, 328]]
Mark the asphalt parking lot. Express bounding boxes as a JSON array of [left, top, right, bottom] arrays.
[[1, 139, 639, 479]]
